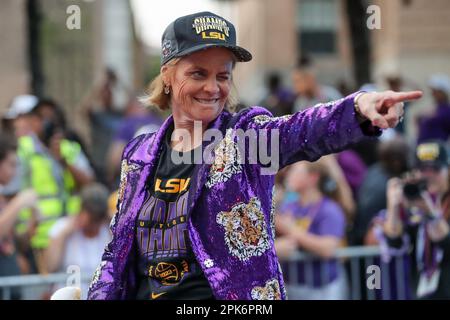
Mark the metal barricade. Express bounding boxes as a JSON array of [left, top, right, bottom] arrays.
[[0, 272, 92, 300], [282, 246, 411, 300], [0, 246, 411, 300]]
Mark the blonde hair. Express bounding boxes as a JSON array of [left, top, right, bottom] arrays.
[[141, 58, 238, 113]]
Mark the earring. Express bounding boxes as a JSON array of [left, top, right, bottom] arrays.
[[164, 85, 170, 95]]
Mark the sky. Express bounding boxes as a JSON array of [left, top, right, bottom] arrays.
[[130, 0, 228, 49]]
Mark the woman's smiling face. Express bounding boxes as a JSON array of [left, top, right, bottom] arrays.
[[163, 47, 234, 124]]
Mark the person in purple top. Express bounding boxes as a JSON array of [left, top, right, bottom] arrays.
[[86, 11, 422, 300], [336, 150, 367, 200], [108, 97, 163, 189], [258, 72, 296, 116], [417, 74, 450, 144], [276, 159, 348, 299]]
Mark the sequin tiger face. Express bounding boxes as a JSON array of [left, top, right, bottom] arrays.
[[206, 129, 242, 188], [216, 198, 270, 262], [251, 279, 282, 300]]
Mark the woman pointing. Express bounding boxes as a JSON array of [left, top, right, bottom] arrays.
[[88, 11, 422, 300]]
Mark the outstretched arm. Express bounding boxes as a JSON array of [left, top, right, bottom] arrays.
[[0, 190, 37, 237], [247, 90, 422, 171]]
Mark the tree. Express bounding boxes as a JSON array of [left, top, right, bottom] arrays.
[[27, 0, 44, 96], [345, 0, 371, 87]]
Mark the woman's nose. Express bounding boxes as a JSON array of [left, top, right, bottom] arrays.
[[203, 77, 220, 94]]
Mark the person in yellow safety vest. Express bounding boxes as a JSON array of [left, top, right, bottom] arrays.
[[16, 135, 85, 248], [3, 95, 95, 252]]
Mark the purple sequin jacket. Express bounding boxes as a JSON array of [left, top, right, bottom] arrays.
[[87, 92, 379, 300]]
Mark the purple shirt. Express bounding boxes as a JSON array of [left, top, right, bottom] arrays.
[[418, 103, 450, 143], [279, 197, 345, 287], [337, 150, 367, 198], [114, 115, 162, 143]]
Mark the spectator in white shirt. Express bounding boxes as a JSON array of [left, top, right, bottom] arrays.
[[45, 183, 111, 299]]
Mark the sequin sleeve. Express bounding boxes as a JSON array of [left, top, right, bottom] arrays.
[[246, 91, 381, 169]]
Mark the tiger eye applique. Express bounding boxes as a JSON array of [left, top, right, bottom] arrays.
[[216, 197, 270, 262], [206, 129, 242, 188]]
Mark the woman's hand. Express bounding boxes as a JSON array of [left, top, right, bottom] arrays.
[[61, 215, 81, 238], [384, 178, 405, 237], [274, 237, 297, 259], [386, 178, 404, 215], [48, 132, 64, 164], [427, 218, 450, 242], [420, 192, 450, 242], [275, 212, 297, 236], [14, 189, 38, 210], [355, 90, 423, 129]]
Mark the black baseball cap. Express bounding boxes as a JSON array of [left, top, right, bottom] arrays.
[[160, 11, 252, 66], [415, 141, 449, 170]]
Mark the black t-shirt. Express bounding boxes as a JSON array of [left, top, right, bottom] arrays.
[[135, 124, 214, 300]]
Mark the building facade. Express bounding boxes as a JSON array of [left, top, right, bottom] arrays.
[[228, 0, 450, 118]]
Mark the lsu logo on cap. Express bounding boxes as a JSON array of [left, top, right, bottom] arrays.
[[192, 16, 230, 41], [417, 142, 440, 162], [162, 39, 173, 58]]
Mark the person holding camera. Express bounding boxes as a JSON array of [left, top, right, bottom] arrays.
[[382, 141, 450, 299]]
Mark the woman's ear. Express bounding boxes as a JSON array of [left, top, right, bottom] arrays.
[[161, 65, 170, 86]]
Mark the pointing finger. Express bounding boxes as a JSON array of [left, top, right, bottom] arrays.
[[390, 91, 423, 104]]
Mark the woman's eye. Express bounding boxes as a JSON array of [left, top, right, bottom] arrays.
[[191, 71, 204, 79], [218, 74, 230, 81]]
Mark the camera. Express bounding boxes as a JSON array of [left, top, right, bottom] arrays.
[[402, 179, 427, 200], [42, 120, 65, 147]]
